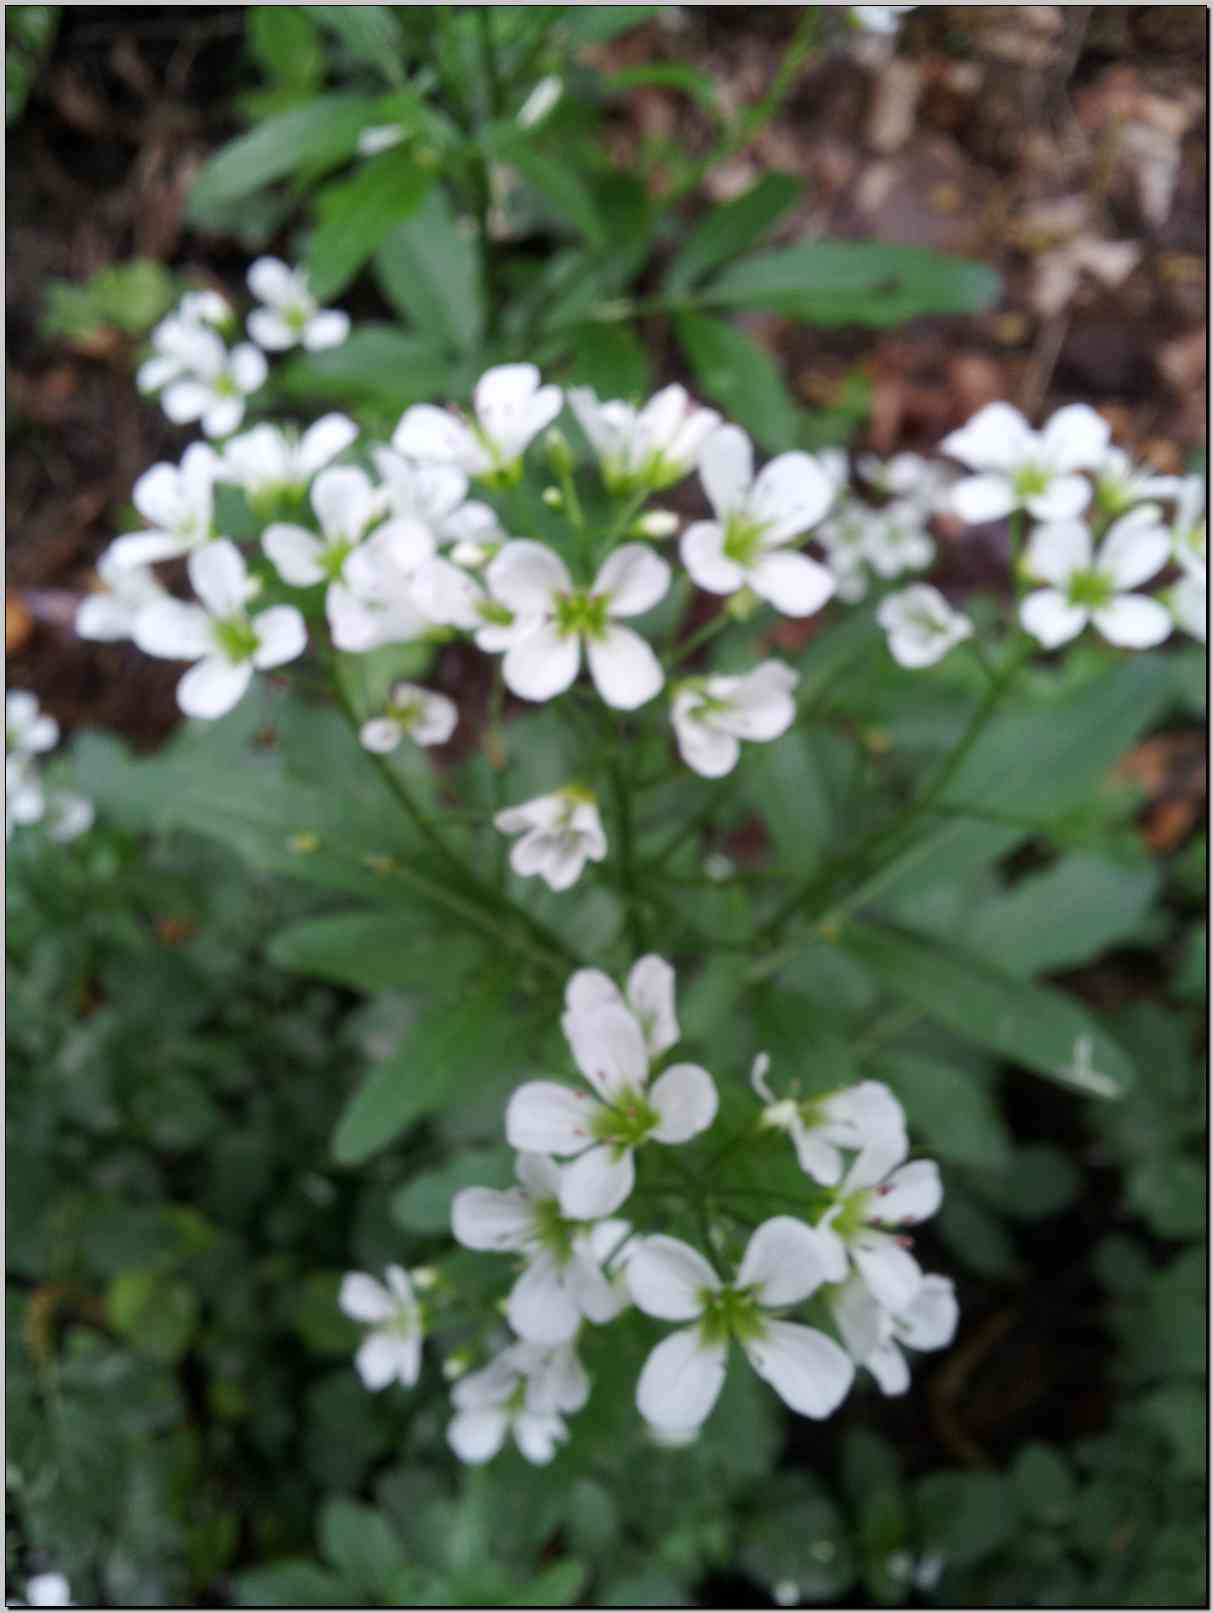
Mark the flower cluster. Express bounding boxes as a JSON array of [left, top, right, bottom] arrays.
[[340, 956, 956, 1464], [5, 691, 92, 844]]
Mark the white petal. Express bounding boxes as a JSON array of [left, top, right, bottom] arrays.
[[76, 594, 134, 642], [263, 524, 326, 586], [564, 968, 623, 1022], [251, 605, 306, 669], [503, 623, 581, 702], [593, 544, 671, 617], [355, 1329, 413, 1391], [627, 1235, 719, 1320], [106, 532, 192, 568], [748, 452, 834, 543], [177, 656, 253, 719], [672, 696, 740, 778], [939, 403, 1035, 472], [392, 404, 483, 470], [513, 1411, 566, 1464], [515, 1150, 564, 1201], [637, 1326, 727, 1430], [303, 310, 351, 351], [507, 1251, 582, 1344], [448, 1407, 509, 1464], [1039, 402, 1110, 473], [474, 363, 542, 453], [247, 309, 297, 351], [524, 1341, 589, 1414], [1026, 473, 1092, 522], [1092, 594, 1173, 649], [188, 539, 250, 618], [748, 551, 835, 617], [587, 624, 663, 710], [681, 520, 745, 594], [1023, 520, 1092, 586], [411, 557, 483, 629], [868, 1341, 911, 1395], [870, 1159, 942, 1224], [789, 1125, 845, 1186], [895, 1274, 959, 1352], [248, 256, 297, 306], [851, 1231, 923, 1314], [132, 600, 213, 661], [949, 473, 1016, 524], [734, 1216, 833, 1306], [202, 395, 246, 439], [564, 1003, 649, 1100], [720, 661, 799, 740], [567, 1246, 625, 1325], [626, 955, 679, 1057], [506, 1080, 597, 1156], [297, 413, 359, 476], [1020, 588, 1088, 648], [312, 465, 375, 542], [699, 424, 753, 520], [411, 690, 457, 746], [132, 462, 185, 530], [487, 540, 571, 613], [649, 1063, 718, 1144], [744, 1320, 854, 1418], [161, 379, 214, 425], [451, 1186, 534, 1251], [829, 1273, 888, 1363], [338, 1272, 394, 1323], [558, 1144, 636, 1219], [1097, 508, 1170, 589]]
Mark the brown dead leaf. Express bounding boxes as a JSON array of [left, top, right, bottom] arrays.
[[6, 596, 34, 656]]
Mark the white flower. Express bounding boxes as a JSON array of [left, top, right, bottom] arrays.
[[751, 1057, 907, 1189], [817, 500, 876, 603], [506, 1003, 717, 1219], [338, 1265, 424, 1390], [561, 955, 680, 1064], [149, 324, 268, 439], [941, 401, 1110, 524], [107, 443, 222, 569], [494, 786, 607, 892], [133, 540, 307, 718], [25, 1573, 73, 1608], [569, 384, 721, 494], [43, 792, 95, 843], [671, 660, 799, 778], [453, 1152, 627, 1344], [829, 1271, 958, 1395], [1020, 505, 1173, 649], [863, 502, 936, 579], [1169, 572, 1207, 643], [1092, 446, 1181, 516], [246, 257, 350, 353], [6, 757, 45, 836], [518, 75, 563, 127], [393, 364, 563, 482], [359, 682, 457, 753], [137, 310, 214, 394], [411, 555, 538, 653], [856, 452, 950, 515], [77, 551, 168, 642], [222, 415, 358, 500], [682, 426, 836, 616], [6, 690, 59, 760], [851, 4, 916, 32], [357, 123, 406, 156], [178, 289, 234, 330], [627, 1218, 854, 1431], [373, 445, 506, 550], [447, 1337, 586, 1465], [877, 585, 974, 668], [262, 464, 379, 592], [325, 525, 436, 653], [489, 540, 669, 708], [815, 1143, 943, 1315]]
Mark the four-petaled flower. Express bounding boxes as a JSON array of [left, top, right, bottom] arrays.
[[561, 955, 680, 1064], [628, 1218, 854, 1431], [453, 1152, 628, 1343], [262, 466, 386, 649], [107, 443, 223, 569], [134, 540, 307, 718], [1019, 505, 1173, 649], [506, 1002, 717, 1217], [829, 1271, 958, 1395], [877, 584, 974, 668], [941, 401, 1110, 524], [394, 364, 563, 484], [671, 660, 799, 777], [569, 384, 721, 494], [682, 425, 836, 616], [494, 787, 608, 891], [76, 551, 168, 643], [221, 415, 358, 502], [447, 1338, 587, 1465], [339, 1265, 425, 1390], [815, 1144, 943, 1314], [751, 1055, 907, 1187], [246, 257, 351, 353], [489, 540, 670, 709], [359, 682, 457, 754], [144, 322, 268, 439]]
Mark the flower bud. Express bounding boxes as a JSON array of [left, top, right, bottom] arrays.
[[635, 509, 679, 539], [544, 427, 573, 479], [542, 486, 564, 509]]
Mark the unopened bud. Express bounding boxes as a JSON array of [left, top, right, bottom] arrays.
[[443, 1351, 472, 1381], [410, 1265, 439, 1291], [635, 509, 679, 539], [725, 586, 759, 621], [544, 427, 573, 478], [450, 540, 490, 568], [542, 486, 564, 509]]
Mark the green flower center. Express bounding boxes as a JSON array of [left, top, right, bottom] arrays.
[[385, 698, 422, 732], [722, 514, 767, 568], [213, 373, 238, 399], [1066, 568, 1114, 609], [530, 1196, 577, 1263], [829, 1189, 872, 1243], [1012, 465, 1051, 498], [212, 615, 259, 663], [477, 599, 515, 627], [591, 1086, 660, 1151], [320, 538, 354, 582], [286, 304, 311, 334], [698, 1284, 765, 1347], [554, 590, 610, 641]]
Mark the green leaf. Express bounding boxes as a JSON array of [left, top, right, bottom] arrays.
[[675, 312, 798, 451], [269, 909, 483, 993], [1128, 1156, 1206, 1240], [375, 186, 485, 354], [1010, 1444, 1076, 1526], [320, 1498, 407, 1599], [495, 135, 604, 242], [604, 63, 719, 110], [969, 854, 1160, 979], [332, 987, 539, 1165], [701, 241, 1001, 326], [235, 1561, 356, 1607], [107, 1271, 198, 1364], [560, 6, 660, 45], [248, 7, 323, 89], [666, 174, 802, 294], [277, 324, 455, 411], [189, 94, 381, 214], [738, 1474, 856, 1603], [563, 321, 653, 400], [310, 5, 407, 83], [745, 728, 846, 877], [881, 1053, 1011, 1170], [838, 921, 1134, 1097], [977, 1143, 1081, 1221], [914, 1471, 1015, 1570], [516, 1559, 590, 1606], [391, 1146, 513, 1232], [305, 150, 434, 300]]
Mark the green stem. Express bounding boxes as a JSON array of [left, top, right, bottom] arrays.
[[609, 743, 645, 954], [643, 770, 742, 874], [663, 607, 732, 673]]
